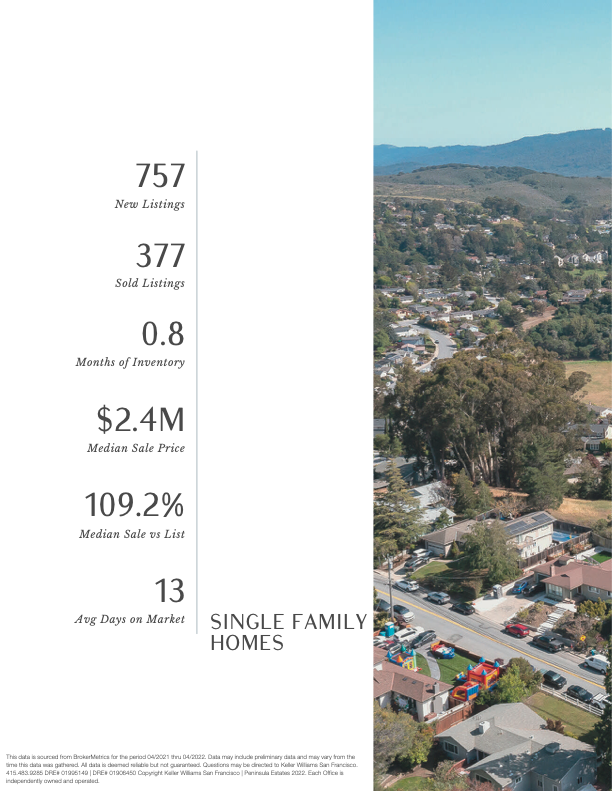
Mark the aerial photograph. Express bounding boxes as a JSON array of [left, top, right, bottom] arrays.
[[372, 3, 612, 790]]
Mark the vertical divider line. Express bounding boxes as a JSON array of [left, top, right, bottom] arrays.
[[195, 150, 199, 634]]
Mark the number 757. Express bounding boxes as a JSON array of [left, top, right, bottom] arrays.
[[137, 163, 184, 188]]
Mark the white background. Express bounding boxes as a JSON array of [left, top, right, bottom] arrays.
[[2, 1, 373, 788]]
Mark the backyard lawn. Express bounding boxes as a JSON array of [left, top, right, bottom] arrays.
[[434, 652, 472, 685], [591, 551, 612, 564], [526, 692, 599, 744], [393, 777, 432, 791], [415, 653, 431, 677]]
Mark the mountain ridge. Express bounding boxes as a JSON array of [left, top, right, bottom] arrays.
[[374, 129, 612, 178]]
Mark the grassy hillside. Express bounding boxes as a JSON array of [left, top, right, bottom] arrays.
[[564, 360, 612, 407], [374, 129, 612, 178], [374, 164, 611, 210]]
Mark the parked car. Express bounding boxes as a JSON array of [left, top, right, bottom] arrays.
[[584, 654, 609, 675], [411, 630, 436, 648], [394, 580, 419, 593], [592, 693, 610, 711], [505, 623, 530, 639], [523, 582, 545, 598], [566, 686, 594, 704], [412, 549, 432, 560], [511, 579, 530, 594], [427, 592, 451, 605], [375, 600, 391, 613], [394, 626, 424, 645], [532, 634, 564, 653], [451, 602, 475, 615], [542, 670, 566, 690], [392, 605, 415, 619], [404, 558, 427, 572]]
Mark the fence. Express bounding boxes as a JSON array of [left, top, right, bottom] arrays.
[[433, 701, 475, 733], [592, 532, 612, 550], [537, 683, 603, 717], [518, 530, 593, 570]]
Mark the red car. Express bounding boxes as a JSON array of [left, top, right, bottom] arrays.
[[505, 623, 530, 638]]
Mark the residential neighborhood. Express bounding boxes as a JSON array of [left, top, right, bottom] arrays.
[[373, 195, 611, 791]]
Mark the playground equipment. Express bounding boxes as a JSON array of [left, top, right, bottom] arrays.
[[430, 641, 455, 659], [450, 658, 501, 702], [387, 647, 418, 671]]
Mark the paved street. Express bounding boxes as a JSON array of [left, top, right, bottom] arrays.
[[401, 320, 456, 369], [374, 572, 606, 697]]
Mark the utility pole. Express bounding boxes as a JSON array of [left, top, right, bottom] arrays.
[[387, 555, 394, 621]]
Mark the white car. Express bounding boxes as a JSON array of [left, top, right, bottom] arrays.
[[592, 693, 610, 711], [394, 626, 424, 646], [584, 654, 609, 675], [394, 580, 419, 593]]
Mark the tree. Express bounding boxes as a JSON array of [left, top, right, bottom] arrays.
[[475, 481, 494, 513], [407, 724, 435, 767], [594, 642, 612, 783], [373, 703, 418, 774], [374, 329, 391, 353], [462, 521, 520, 585], [516, 430, 567, 510], [433, 510, 453, 530], [374, 462, 426, 564], [388, 333, 588, 486], [600, 439, 612, 454], [453, 470, 478, 516], [506, 657, 542, 694], [450, 540, 460, 559], [431, 761, 467, 791], [486, 665, 529, 703]]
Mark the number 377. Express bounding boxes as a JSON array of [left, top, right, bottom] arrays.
[[137, 163, 184, 188]]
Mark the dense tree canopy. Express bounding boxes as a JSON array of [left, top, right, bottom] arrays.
[[388, 333, 587, 486], [526, 294, 612, 360]]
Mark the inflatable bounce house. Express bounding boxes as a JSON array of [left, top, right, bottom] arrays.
[[430, 641, 455, 659], [387, 647, 418, 671], [450, 658, 501, 702]]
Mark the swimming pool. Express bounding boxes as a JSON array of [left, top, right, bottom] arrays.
[[552, 531, 576, 543]]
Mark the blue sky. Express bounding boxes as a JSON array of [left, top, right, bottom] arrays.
[[375, 0, 611, 147]]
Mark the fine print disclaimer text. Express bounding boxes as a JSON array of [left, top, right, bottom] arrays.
[[5, 753, 360, 783]]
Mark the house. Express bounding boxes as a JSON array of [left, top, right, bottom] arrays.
[[451, 311, 474, 321], [563, 290, 591, 304], [534, 290, 548, 298], [423, 511, 554, 559], [374, 649, 452, 722], [406, 482, 457, 525], [531, 556, 612, 602], [582, 252, 604, 264], [424, 521, 474, 556], [502, 512, 555, 559], [439, 703, 596, 791], [554, 255, 564, 267], [411, 305, 439, 317], [571, 420, 612, 451], [564, 254, 580, 266]]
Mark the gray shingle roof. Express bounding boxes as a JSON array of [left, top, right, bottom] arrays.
[[440, 703, 544, 751], [442, 704, 594, 786]]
